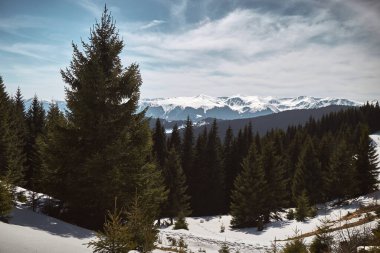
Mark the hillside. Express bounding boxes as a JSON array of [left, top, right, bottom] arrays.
[[153, 105, 352, 138], [1, 132, 379, 253]]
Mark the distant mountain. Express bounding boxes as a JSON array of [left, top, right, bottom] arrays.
[[24, 95, 362, 122], [24, 98, 67, 113], [139, 95, 362, 121], [152, 105, 354, 138]]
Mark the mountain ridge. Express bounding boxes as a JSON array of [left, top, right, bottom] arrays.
[[25, 95, 366, 121], [139, 95, 362, 121]]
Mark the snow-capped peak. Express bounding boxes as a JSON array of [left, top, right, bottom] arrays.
[[138, 95, 363, 121]]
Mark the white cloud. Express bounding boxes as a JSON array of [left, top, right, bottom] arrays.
[[118, 7, 379, 101], [0, 43, 68, 63], [74, 0, 103, 17], [140, 20, 166, 30]]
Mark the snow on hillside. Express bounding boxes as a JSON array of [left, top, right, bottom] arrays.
[[1, 133, 379, 253], [0, 204, 95, 253], [370, 132, 380, 168], [155, 132, 380, 253], [156, 191, 380, 253]]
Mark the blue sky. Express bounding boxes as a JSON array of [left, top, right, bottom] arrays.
[[0, 0, 379, 101]]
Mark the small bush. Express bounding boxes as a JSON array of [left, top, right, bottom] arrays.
[[309, 234, 333, 253], [167, 236, 177, 246], [0, 181, 13, 220], [174, 214, 188, 230], [281, 239, 308, 253], [219, 243, 230, 253], [177, 237, 188, 253], [309, 206, 318, 218], [220, 223, 225, 233], [16, 191, 27, 203], [287, 209, 295, 220]]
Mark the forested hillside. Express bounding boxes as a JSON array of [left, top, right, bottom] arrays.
[[1, 7, 380, 253]]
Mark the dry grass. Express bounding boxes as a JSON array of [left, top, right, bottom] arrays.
[[279, 204, 380, 241]]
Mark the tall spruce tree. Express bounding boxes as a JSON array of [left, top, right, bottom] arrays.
[[230, 144, 267, 229], [259, 140, 287, 222], [167, 124, 181, 151], [54, 7, 166, 228], [192, 127, 208, 215], [182, 117, 194, 178], [25, 96, 45, 190], [327, 139, 356, 200], [24, 95, 45, 211], [223, 126, 234, 210], [165, 148, 191, 224], [355, 124, 379, 195], [205, 119, 225, 214], [0, 180, 13, 219], [0, 76, 11, 178], [152, 118, 167, 169], [291, 136, 321, 204], [5, 87, 26, 185]]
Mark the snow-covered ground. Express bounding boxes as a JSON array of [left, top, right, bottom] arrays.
[[0, 132, 379, 253], [0, 204, 94, 253], [157, 191, 380, 253]]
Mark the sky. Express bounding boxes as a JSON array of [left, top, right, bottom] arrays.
[[0, 0, 379, 101]]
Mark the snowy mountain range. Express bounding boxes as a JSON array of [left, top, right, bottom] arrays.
[[139, 95, 362, 121], [25, 95, 363, 121]]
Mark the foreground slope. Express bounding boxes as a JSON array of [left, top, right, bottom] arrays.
[[0, 205, 94, 253], [1, 132, 379, 253]]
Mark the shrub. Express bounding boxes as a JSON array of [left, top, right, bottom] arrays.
[[219, 243, 230, 253], [174, 213, 188, 230], [0, 181, 13, 221], [281, 239, 308, 253], [287, 209, 295, 220]]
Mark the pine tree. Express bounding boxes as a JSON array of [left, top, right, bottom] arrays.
[[152, 118, 167, 169], [38, 102, 68, 201], [0, 76, 11, 178], [182, 117, 194, 184], [355, 124, 379, 195], [259, 140, 287, 222], [0, 180, 13, 219], [24, 95, 45, 211], [223, 126, 234, 210], [218, 243, 230, 253], [317, 133, 334, 201], [292, 136, 321, 204], [166, 148, 191, 225], [192, 127, 208, 215], [87, 206, 129, 253], [295, 191, 311, 222], [4, 87, 26, 185], [168, 124, 181, 151], [205, 119, 225, 214], [281, 239, 308, 253], [230, 144, 267, 229], [327, 139, 356, 200], [124, 196, 157, 253], [54, 7, 166, 228], [25, 95, 45, 188]]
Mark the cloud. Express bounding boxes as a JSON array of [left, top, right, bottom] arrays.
[[140, 20, 166, 30], [0, 15, 44, 29], [118, 4, 380, 101], [0, 43, 67, 62], [74, 0, 103, 17]]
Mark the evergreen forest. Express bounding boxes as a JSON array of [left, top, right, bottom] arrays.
[[0, 7, 379, 252]]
